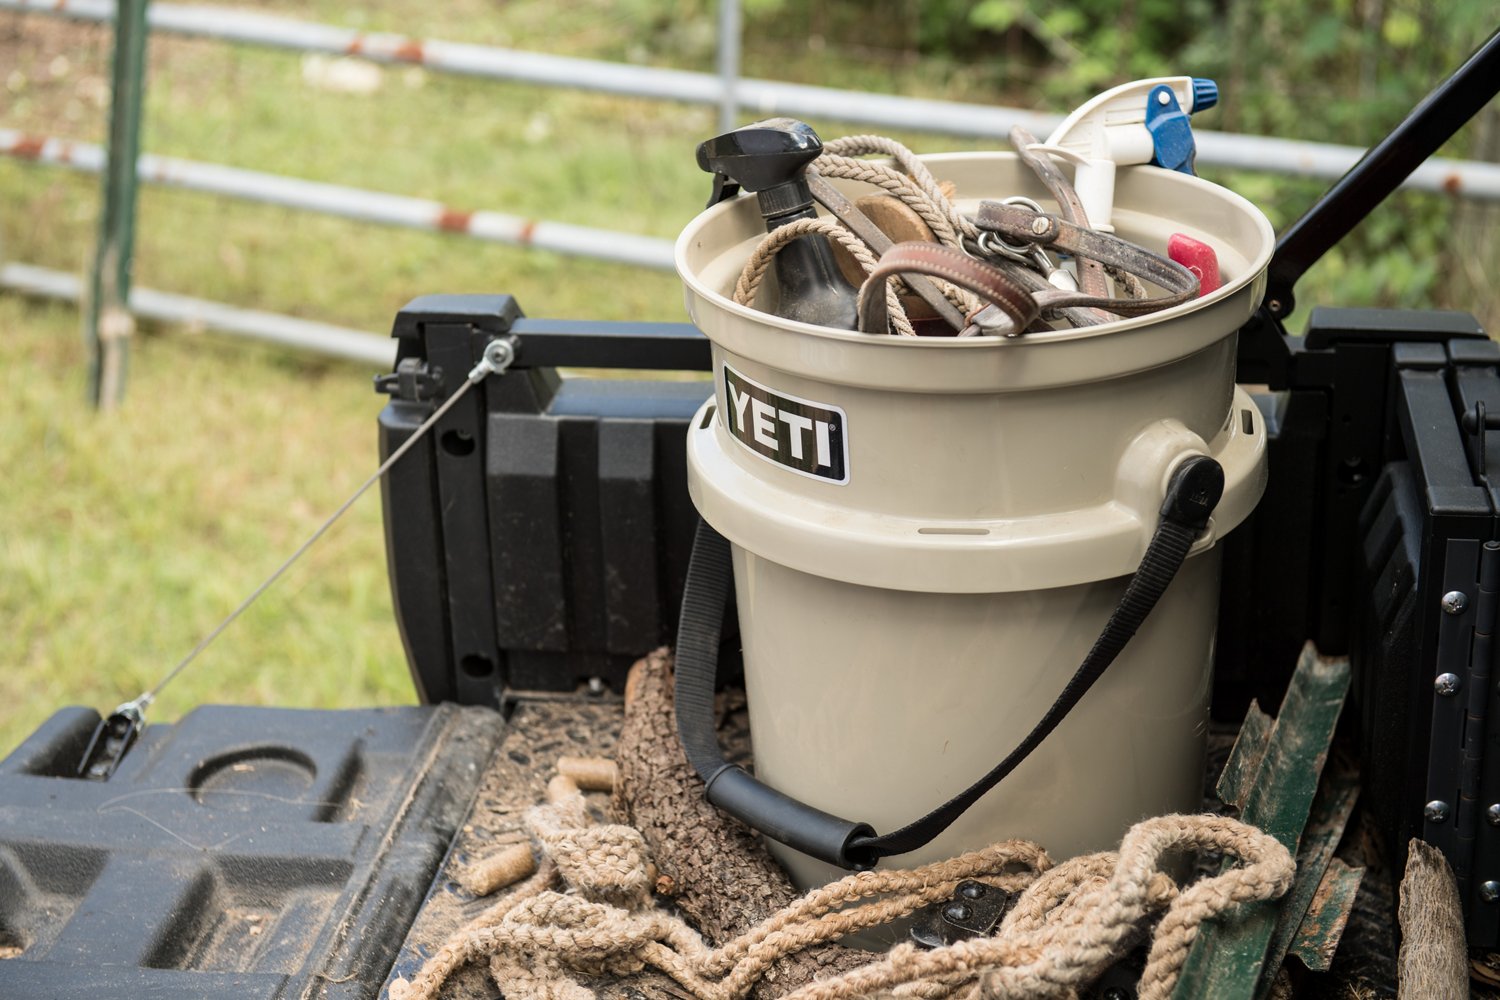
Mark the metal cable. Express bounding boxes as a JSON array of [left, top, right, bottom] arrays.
[[127, 340, 513, 712]]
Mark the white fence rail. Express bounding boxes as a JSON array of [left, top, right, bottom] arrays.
[[2, 0, 1496, 361]]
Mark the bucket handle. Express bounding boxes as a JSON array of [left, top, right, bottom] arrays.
[[675, 454, 1224, 870]]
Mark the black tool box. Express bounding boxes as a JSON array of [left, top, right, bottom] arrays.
[[1354, 334, 1500, 945]]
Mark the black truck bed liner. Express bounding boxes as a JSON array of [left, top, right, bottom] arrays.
[[0, 701, 508, 999]]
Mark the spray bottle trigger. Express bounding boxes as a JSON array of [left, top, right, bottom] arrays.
[[1144, 85, 1199, 175], [707, 173, 741, 210]]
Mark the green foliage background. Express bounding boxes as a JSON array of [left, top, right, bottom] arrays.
[[0, 1, 1495, 749]]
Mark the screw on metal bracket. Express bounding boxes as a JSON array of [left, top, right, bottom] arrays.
[[1442, 590, 1469, 615], [1435, 672, 1463, 696], [1483, 881, 1500, 904], [1426, 800, 1451, 823]]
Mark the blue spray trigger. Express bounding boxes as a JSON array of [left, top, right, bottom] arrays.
[[1145, 84, 1197, 175]]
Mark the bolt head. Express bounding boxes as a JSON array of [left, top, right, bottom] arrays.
[[959, 882, 985, 900], [1426, 800, 1451, 823], [1435, 672, 1463, 696], [481, 337, 515, 372], [1030, 217, 1050, 236], [1483, 881, 1500, 903], [1443, 590, 1469, 615], [942, 902, 972, 922]]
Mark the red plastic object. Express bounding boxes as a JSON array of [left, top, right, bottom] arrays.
[[1168, 233, 1221, 296]]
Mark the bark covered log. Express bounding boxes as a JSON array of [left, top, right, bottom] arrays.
[[612, 648, 873, 998], [1397, 838, 1467, 999]]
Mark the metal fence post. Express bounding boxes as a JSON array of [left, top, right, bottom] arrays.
[[86, 0, 149, 409], [716, 0, 740, 133]]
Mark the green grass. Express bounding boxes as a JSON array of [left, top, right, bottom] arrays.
[[0, 295, 414, 749], [0, 2, 1493, 750]]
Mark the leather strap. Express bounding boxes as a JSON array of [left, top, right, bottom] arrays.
[[976, 201, 1200, 311], [861, 228, 1201, 337], [990, 258, 1108, 329], [1009, 125, 1112, 305], [857, 243, 1039, 336]]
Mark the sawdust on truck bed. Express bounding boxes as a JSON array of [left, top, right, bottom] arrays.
[[384, 697, 627, 1000]]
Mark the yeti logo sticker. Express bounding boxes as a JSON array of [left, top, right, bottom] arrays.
[[722, 364, 848, 485]]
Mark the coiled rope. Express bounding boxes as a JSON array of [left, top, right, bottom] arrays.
[[731, 134, 988, 334], [734, 217, 918, 338], [388, 770, 1294, 1000]]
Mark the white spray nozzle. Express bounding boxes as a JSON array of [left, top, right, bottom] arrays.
[[1032, 77, 1217, 232]]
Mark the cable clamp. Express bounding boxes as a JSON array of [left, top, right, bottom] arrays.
[[76, 697, 149, 780], [469, 336, 518, 382]]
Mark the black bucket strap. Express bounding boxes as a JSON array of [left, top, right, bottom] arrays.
[[675, 454, 1224, 870]]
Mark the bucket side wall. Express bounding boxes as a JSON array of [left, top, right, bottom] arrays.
[[737, 546, 1219, 889], [708, 338, 1236, 520]]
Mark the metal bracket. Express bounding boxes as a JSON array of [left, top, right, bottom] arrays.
[[374, 357, 447, 402], [76, 699, 148, 780], [909, 880, 1015, 948]]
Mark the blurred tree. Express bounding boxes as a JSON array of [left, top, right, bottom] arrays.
[[729, 0, 1497, 328]]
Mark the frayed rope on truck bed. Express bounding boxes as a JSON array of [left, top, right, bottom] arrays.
[[388, 771, 1293, 1000]]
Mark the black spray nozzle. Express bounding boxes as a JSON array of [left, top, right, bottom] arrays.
[[694, 118, 858, 330], [696, 118, 824, 218]]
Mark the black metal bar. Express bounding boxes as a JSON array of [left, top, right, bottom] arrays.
[[509, 318, 711, 371], [1264, 27, 1500, 320]]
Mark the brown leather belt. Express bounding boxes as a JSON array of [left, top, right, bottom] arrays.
[[858, 204, 1201, 336], [858, 243, 1035, 336]]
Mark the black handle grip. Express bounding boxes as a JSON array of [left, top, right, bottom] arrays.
[[706, 766, 877, 869]]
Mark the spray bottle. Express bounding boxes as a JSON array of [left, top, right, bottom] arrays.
[[697, 119, 860, 330], [1029, 77, 1218, 232]]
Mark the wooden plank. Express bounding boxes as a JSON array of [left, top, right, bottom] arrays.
[[1217, 700, 1274, 810], [1290, 858, 1365, 972], [1171, 644, 1351, 1000], [1257, 760, 1361, 991]]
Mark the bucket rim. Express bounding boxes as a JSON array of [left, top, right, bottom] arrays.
[[674, 151, 1275, 350]]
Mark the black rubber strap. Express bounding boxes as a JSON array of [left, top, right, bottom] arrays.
[[675, 455, 1225, 870]]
